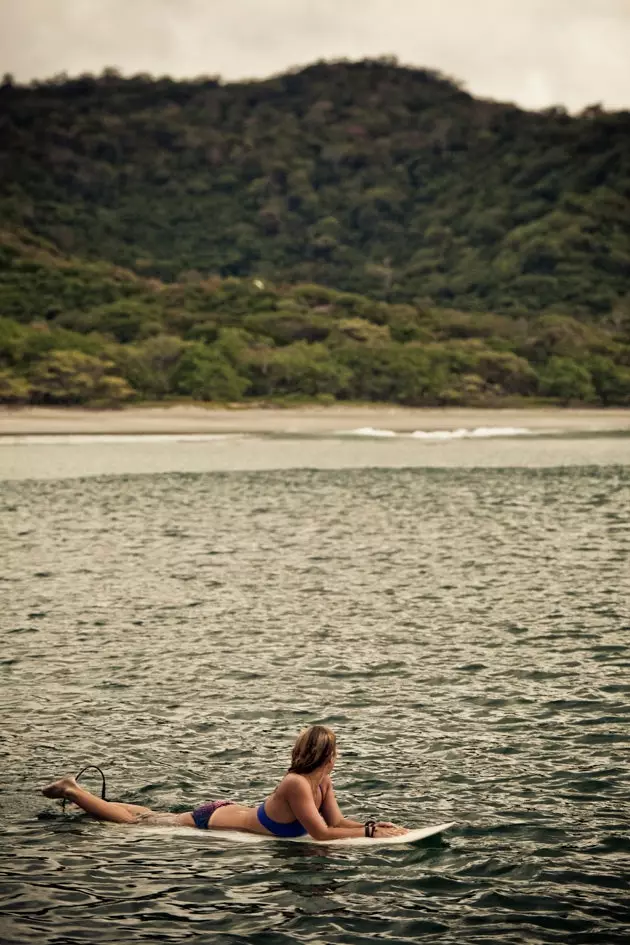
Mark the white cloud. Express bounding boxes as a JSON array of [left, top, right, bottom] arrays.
[[1, 0, 629, 111]]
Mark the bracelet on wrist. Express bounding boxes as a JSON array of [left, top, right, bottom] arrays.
[[364, 820, 376, 838]]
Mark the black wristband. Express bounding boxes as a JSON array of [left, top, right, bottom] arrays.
[[364, 820, 376, 838]]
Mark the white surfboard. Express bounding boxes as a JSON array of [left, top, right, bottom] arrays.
[[137, 821, 456, 847], [282, 821, 456, 847]]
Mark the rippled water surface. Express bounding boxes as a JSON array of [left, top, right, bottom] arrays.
[[1, 452, 630, 944]]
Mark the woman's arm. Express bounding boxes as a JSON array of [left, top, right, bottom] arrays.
[[320, 777, 362, 827], [286, 777, 365, 840], [288, 777, 406, 840], [321, 778, 398, 830]]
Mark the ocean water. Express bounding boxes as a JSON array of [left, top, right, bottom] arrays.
[[1, 433, 629, 944], [1, 426, 630, 480]]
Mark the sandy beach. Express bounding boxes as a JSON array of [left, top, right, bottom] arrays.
[[1, 404, 629, 436]]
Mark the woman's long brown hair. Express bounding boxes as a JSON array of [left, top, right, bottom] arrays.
[[289, 725, 336, 775]]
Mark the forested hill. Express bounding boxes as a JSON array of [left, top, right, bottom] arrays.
[[1, 226, 629, 407], [1, 58, 629, 316]]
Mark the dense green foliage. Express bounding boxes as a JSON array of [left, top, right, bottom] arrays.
[[1, 59, 629, 316], [1, 227, 629, 406], [1, 60, 629, 406]]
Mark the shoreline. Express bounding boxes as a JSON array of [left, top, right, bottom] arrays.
[[1, 404, 629, 436]]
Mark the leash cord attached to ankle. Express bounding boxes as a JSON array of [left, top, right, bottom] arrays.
[[61, 765, 107, 812]]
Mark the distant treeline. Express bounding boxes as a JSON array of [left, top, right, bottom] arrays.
[[1, 228, 629, 406], [1, 59, 629, 316]]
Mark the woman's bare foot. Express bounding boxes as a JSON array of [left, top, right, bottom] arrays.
[[42, 775, 78, 799]]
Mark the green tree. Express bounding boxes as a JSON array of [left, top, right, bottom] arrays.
[[114, 334, 186, 397], [339, 343, 445, 404], [588, 355, 630, 405], [0, 317, 27, 366], [28, 350, 134, 404], [172, 343, 248, 400], [0, 369, 31, 403], [524, 313, 613, 364], [247, 342, 350, 398], [538, 356, 595, 403], [79, 301, 162, 342]]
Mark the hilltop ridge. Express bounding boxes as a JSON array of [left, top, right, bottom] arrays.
[[1, 60, 629, 407], [1, 58, 629, 315]]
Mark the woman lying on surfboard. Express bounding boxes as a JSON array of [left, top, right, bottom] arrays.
[[43, 725, 408, 840]]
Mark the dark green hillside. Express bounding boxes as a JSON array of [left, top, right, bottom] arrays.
[[1, 226, 629, 406], [1, 59, 629, 315]]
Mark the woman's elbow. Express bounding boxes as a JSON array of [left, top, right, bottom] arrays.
[[308, 825, 331, 841]]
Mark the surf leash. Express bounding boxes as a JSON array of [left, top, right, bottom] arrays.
[[62, 764, 108, 812]]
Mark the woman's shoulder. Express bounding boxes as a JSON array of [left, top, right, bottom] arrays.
[[280, 772, 308, 792], [277, 772, 331, 795]]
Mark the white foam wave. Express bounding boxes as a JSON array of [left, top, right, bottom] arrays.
[[410, 428, 467, 440], [0, 427, 532, 446], [342, 427, 397, 437], [410, 427, 531, 440], [469, 426, 531, 438], [336, 426, 531, 440]]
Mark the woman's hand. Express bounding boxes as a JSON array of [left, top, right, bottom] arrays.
[[374, 823, 408, 837]]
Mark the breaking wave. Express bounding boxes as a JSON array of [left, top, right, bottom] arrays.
[[341, 426, 531, 440]]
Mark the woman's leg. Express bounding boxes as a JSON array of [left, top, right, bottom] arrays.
[[43, 775, 152, 824]]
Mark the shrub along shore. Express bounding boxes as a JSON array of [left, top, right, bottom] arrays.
[[1, 228, 629, 408]]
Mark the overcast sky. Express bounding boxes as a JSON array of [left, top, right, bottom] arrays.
[[1, 0, 629, 112]]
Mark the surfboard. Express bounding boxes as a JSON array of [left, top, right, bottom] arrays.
[[137, 821, 456, 847], [281, 821, 456, 846]]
